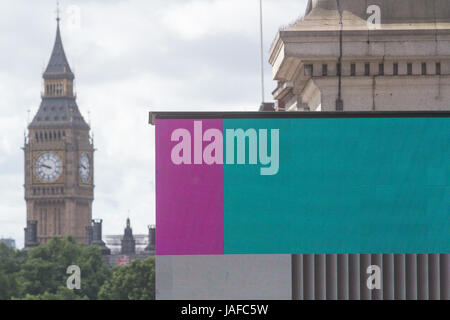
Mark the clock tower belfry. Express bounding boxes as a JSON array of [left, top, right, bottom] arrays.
[[24, 17, 94, 246]]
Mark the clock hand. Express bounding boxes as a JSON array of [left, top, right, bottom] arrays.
[[41, 164, 52, 169], [81, 164, 86, 170]]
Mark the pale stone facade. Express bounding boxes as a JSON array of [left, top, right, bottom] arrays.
[[269, 0, 450, 111]]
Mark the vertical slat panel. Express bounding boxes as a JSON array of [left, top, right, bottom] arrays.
[[417, 254, 429, 300], [394, 254, 406, 300], [295, 253, 447, 301], [337, 254, 349, 300], [406, 254, 418, 300], [349, 254, 360, 300], [371, 254, 383, 300], [383, 254, 394, 300], [440, 254, 449, 300], [292, 255, 303, 300], [315, 254, 326, 300], [429, 254, 440, 300], [326, 254, 337, 300], [360, 254, 372, 300], [303, 254, 315, 300]]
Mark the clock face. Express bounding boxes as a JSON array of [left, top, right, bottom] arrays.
[[79, 153, 90, 183], [35, 152, 63, 182]]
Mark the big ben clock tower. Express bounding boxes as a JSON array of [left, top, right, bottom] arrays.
[[24, 16, 94, 245]]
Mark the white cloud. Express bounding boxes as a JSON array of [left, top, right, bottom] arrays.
[[162, 0, 261, 40]]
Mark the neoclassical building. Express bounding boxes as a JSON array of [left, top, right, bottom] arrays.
[[269, 0, 450, 111]]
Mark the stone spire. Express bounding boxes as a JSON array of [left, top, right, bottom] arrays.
[[121, 218, 136, 255], [43, 14, 74, 80], [28, 15, 88, 130]]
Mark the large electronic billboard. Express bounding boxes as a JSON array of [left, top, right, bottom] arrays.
[[152, 112, 449, 256]]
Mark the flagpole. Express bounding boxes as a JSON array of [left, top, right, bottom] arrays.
[[259, 0, 265, 104]]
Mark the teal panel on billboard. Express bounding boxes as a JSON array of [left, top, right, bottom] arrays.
[[223, 117, 449, 254]]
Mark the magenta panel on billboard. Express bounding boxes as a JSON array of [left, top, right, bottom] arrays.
[[155, 118, 224, 255]]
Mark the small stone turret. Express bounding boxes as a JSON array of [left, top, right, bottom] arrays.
[[89, 219, 110, 255], [121, 218, 136, 255], [24, 220, 39, 250], [145, 225, 156, 252]]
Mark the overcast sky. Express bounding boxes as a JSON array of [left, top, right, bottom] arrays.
[[0, 0, 308, 248]]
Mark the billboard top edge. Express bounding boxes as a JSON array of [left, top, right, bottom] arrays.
[[149, 111, 450, 125]]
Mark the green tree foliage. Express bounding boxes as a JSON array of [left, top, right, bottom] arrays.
[[0, 243, 26, 299], [17, 237, 110, 300], [0, 237, 155, 300], [0, 238, 155, 300], [13, 287, 88, 300], [99, 257, 155, 300]]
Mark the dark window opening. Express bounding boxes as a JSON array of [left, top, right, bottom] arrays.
[[351, 64, 356, 76], [407, 63, 413, 75], [422, 63, 427, 75], [436, 62, 441, 75], [393, 63, 399, 75], [365, 63, 370, 76], [379, 63, 384, 76]]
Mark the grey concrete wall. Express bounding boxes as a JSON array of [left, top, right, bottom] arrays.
[[156, 255, 292, 300]]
